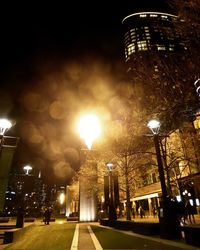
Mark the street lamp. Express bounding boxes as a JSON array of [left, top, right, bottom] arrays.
[[147, 119, 168, 199], [0, 118, 12, 137], [0, 118, 12, 148], [23, 165, 33, 175], [77, 113, 101, 150], [77, 113, 101, 222], [147, 119, 181, 239], [106, 163, 117, 221]]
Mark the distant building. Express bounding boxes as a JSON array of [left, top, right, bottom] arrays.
[[4, 171, 47, 217], [122, 11, 186, 76]]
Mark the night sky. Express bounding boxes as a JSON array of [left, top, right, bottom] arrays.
[[0, 1, 172, 185]]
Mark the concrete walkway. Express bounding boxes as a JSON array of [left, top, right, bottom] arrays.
[[71, 223, 103, 250], [0, 219, 199, 249]]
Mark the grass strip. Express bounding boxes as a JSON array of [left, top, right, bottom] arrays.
[[4, 223, 76, 250], [91, 225, 185, 250]]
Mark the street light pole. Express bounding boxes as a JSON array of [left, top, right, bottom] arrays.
[[153, 134, 168, 199], [147, 119, 181, 240]]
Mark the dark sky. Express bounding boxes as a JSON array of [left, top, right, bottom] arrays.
[[0, 1, 171, 75], [0, 1, 172, 185]]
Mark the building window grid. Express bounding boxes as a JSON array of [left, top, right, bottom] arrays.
[[137, 40, 148, 51], [124, 13, 183, 54], [127, 43, 136, 55]]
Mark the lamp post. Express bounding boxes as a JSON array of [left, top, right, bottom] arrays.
[[16, 165, 33, 228], [147, 119, 181, 239], [147, 120, 168, 199], [23, 165, 33, 175], [107, 163, 117, 221], [77, 113, 101, 222]]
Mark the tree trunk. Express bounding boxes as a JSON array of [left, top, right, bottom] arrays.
[[125, 171, 131, 221]]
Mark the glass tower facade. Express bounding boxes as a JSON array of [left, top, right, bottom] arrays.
[[122, 12, 186, 71]]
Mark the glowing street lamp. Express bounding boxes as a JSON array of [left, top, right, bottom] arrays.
[[77, 114, 101, 150], [0, 119, 12, 149], [147, 119, 167, 198], [0, 118, 12, 137], [23, 165, 32, 175]]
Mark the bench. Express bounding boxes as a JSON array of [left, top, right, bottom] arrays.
[[3, 228, 20, 244]]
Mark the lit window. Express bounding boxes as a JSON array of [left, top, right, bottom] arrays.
[[140, 14, 146, 17], [169, 44, 174, 51], [150, 14, 157, 17], [157, 45, 166, 50], [127, 43, 135, 55], [154, 65, 159, 72], [137, 40, 148, 51]]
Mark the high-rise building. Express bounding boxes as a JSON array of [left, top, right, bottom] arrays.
[[122, 11, 185, 75]]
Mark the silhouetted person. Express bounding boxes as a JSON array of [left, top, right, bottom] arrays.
[[138, 205, 144, 218], [131, 207, 135, 219], [16, 206, 24, 228], [152, 206, 157, 218], [176, 200, 185, 225], [44, 207, 51, 225], [185, 201, 195, 224]]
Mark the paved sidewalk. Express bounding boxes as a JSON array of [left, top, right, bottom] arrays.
[[78, 224, 96, 250], [0, 220, 199, 249]]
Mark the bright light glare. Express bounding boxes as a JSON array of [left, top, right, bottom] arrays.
[[59, 193, 65, 205], [147, 119, 160, 134], [77, 114, 101, 149], [0, 119, 12, 136], [23, 165, 32, 175]]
